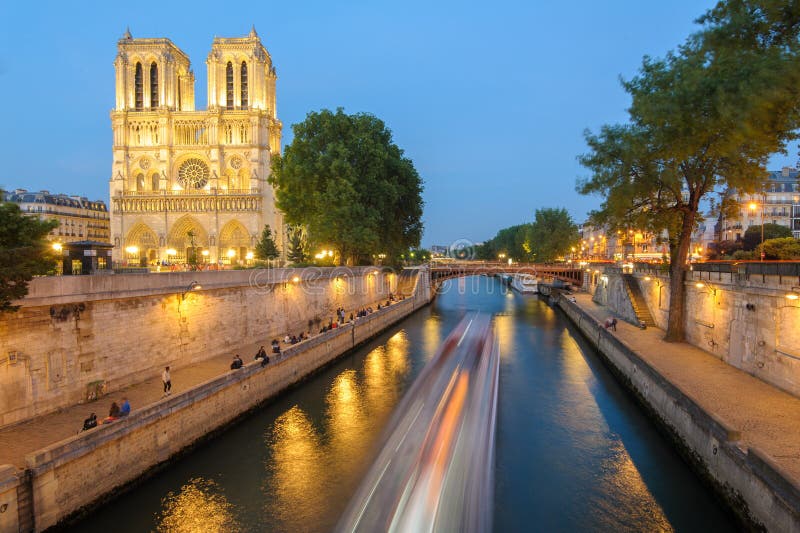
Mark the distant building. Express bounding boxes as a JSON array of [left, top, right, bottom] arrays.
[[718, 167, 800, 241], [4, 189, 110, 243], [429, 245, 448, 257], [579, 222, 667, 261]]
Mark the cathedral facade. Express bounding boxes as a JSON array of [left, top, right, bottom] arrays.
[[109, 27, 283, 265]]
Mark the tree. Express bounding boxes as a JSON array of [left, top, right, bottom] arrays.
[[762, 237, 800, 259], [527, 208, 579, 262], [286, 226, 307, 265], [270, 108, 424, 265], [578, 2, 800, 341], [255, 224, 280, 262], [742, 223, 792, 251], [480, 224, 532, 262], [0, 201, 58, 312]]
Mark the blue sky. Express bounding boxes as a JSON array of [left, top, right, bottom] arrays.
[[0, 0, 795, 247]]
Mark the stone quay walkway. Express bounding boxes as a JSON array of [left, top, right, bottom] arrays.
[[0, 300, 397, 470], [570, 292, 800, 484]]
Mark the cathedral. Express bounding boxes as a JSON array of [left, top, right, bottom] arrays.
[[109, 27, 283, 265]]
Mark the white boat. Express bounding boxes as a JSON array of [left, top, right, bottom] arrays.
[[510, 273, 538, 294]]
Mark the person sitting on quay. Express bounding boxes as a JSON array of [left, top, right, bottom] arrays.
[[284, 334, 291, 344], [349, 312, 354, 322], [271, 339, 281, 354], [256, 345, 267, 360], [255, 346, 270, 367], [290, 335, 298, 344], [230, 354, 244, 370], [331, 320, 338, 329], [82, 412, 98, 432], [103, 402, 121, 424], [119, 397, 131, 417]]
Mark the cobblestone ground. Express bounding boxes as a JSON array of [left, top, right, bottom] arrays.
[[572, 292, 800, 483]]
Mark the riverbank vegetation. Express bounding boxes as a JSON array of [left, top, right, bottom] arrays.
[[476, 207, 579, 262], [577, 1, 800, 341], [270, 108, 424, 266]]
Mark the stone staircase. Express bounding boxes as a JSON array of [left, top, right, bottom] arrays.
[[622, 274, 657, 328]]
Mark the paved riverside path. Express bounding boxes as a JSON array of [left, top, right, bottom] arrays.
[[569, 292, 800, 483], [0, 351, 237, 469]]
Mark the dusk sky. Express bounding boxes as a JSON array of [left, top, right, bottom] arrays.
[[1, 1, 796, 247]]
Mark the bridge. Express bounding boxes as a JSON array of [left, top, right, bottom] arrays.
[[429, 262, 584, 288]]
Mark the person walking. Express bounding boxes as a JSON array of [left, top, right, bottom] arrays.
[[162, 366, 172, 396]]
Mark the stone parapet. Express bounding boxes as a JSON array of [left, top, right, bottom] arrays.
[[0, 268, 413, 428]]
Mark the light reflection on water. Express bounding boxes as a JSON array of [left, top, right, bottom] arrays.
[[155, 478, 241, 533], [76, 276, 736, 532]]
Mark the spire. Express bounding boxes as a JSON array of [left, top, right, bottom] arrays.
[[122, 26, 132, 40], [249, 25, 258, 38]]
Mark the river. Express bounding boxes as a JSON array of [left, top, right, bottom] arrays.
[[75, 276, 737, 532]]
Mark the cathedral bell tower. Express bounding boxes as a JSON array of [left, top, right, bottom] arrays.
[[114, 28, 195, 112]]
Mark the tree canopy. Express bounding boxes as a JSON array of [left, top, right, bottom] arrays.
[[270, 108, 424, 265], [528, 208, 579, 262], [762, 237, 800, 259], [474, 208, 578, 263], [0, 201, 57, 312], [577, 0, 800, 341], [743, 223, 792, 251]]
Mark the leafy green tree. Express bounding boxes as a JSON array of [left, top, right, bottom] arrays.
[[270, 108, 424, 265], [578, 2, 800, 341], [761, 237, 800, 259], [286, 226, 307, 265], [255, 224, 280, 262], [0, 201, 58, 312], [527, 208, 579, 262], [742, 223, 792, 251]]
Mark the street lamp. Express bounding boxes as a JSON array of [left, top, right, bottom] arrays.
[[748, 200, 765, 261]]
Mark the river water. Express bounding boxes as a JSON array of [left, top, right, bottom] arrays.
[[75, 276, 737, 532]]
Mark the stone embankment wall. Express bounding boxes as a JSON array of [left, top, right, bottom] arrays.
[[559, 299, 800, 532], [585, 267, 800, 397], [0, 268, 431, 532], [0, 267, 412, 428]]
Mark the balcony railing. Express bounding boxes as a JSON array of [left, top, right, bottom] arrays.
[[120, 188, 259, 197]]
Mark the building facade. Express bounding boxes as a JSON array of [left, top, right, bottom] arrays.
[[109, 27, 283, 265], [718, 167, 800, 242], [4, 189, 110, 244]]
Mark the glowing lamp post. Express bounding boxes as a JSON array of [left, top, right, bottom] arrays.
[[749, 201, 765, 261]]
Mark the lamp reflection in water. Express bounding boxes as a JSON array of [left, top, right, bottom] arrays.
[[364, 331, 410, 419], [156, 477, 241, 533], [326, 370, 368, 477], [266, 406, 326, 531]]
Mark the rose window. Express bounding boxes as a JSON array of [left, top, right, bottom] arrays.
[[139, 159, 151, 170], [177, 159, 210, 189], [229, 156, 243, 170]]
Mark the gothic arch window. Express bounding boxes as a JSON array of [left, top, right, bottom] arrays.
[[136, 173, 145, 191], [151, 173, 160, 191], [241, 61, 248, 109], [150, 62, 159, 108], [134, 63, 143, 110], [226, 62, 234, 110]]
